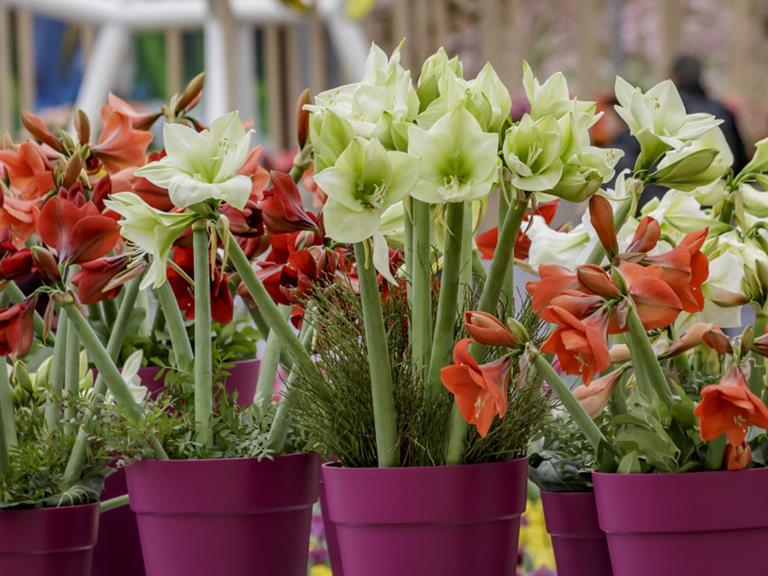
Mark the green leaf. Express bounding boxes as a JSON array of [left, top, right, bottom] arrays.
[[617, 450, 641, 474]]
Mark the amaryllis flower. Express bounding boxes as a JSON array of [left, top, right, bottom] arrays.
[[695, 367, 768, 447], [38, 196, 120, 264], [106, 93, 161, 131], [131, 151, 174, 211], [0, 191, 40, 248], [526, 265, 580, 313], [540, 306, 611, 384], [662, 322, 731, 358], [259, 245, 345, 306], [464, 310, 526, 348], [72, 255, 143, 305], [0, 297, 36, 357], [619, 262, 683, 330], [237, 145, 271, 199], [588, 195, 619, 258], [476, 199, 559, 261], [0, 141, 55, 199], [573, 368, 624, 418], [261, 171, 317, 234], [90, 103, 153, 173], [440, 338, 510, 437], [167, 248, 234, 324], [0, 243, 33, 281], [725, 442, 752, 471]]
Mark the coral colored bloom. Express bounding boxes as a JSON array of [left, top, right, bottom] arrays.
[[440, 338, 509, 437], [540, 306, 611, 384], [238, 145, 271, 199], [0, 193, 40, 248], [625, 217, 661, 254], [619, 262, 683, 330], [724, 442, 752, 471], [662, 322, 731, 358], [477, 199, 559, 261], [38, 196, 120, 263], [261, 172, 317, 234], [526, 265, 580, 313], [464, 311, 521, 348], [589, 195, 619, 257], [695, 368, 768, 447], [573, 368, 624, 418], [91, 104, 153, 173], [576, 264, 621, 299], [0, 298, 36, 357], [0, 142, 55, 199]]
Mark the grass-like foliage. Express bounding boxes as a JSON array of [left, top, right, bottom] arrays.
[[289, 281, 551, 467]]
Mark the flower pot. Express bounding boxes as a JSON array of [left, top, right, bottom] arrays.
[[0, 502, 99, 576], [318, 477, 344, 576], [126, 453, 320, 576], [91, 468, 144, 576], [139, 357, 261, 407], [593, 468, 768, 576], [541, 491, 612, 576], [322, 458, 528, 576]]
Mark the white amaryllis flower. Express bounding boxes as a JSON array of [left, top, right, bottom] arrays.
[[522, 61, 594, 120], [642, 190, 711, 237], [503, 114, 563, 192], [104, 192, 200, 289], [699, 249, 745, 328], [526, 209, 599, 270], [739, 136, 768, 179], [650, 127, 732, 191], [136, 111, 253, 210], [107, 350, 149, 405], [408, 106, 499, 203], [614, 77, 722, 167]]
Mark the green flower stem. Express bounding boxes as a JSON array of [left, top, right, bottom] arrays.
[[0, 358, 16, 479], [100, 298, 118, 327], [459, 203, 474, 309], [248, 306, 271, 339], [498, 182, 514, 301], [411, 199, 433, 378], [472, 249, 487, 281], [476, 194, 528, 314], [427, 203, 465, 396], [404, 198, 414, 305], [45, 313, 69, 431], [155, 281, 193, 368], [63, 322, 80, 435], [4, 281, 50, 345], [625, 303, 672, 403], [228, 230, 322, 382], [750, 313, 767, 395], [445, 406, 468, 465], [100, 494, 129, 513], [531, 350, 607, 451], [63, 276, 159, 485], [256, 304, 291, 412], [192, 220, 213, 447], [587, 196, 634, 265], [354, 241, 398, 468], [705, 434, 727, 470]]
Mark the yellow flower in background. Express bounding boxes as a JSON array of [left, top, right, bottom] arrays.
[[519, 499, 556, 571], [344, 0, 376, 19], [310, 566, 333, 576]]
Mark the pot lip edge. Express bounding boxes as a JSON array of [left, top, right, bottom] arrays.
[[127, 451, 319, 467], [592, 466, 768, 481], [322, 456, 528, 473]]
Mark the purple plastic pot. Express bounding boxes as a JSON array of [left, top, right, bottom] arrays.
[[126, 453, 320, 576], [593, 468, 768, 576], [541, 491, 612, 576], [318, 477, 344, 576], [322, 458, 528, 576], [91, 468, 144, 576], [0, 503, 99, 576], [139, 357, 261, 407]]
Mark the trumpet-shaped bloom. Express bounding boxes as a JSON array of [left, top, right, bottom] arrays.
[[408, 106, 499, 203], [314, 137, 419, 243], [642, 190, 711, 236], [522, 61, 594, 120], [72, 255, 141, 305], [573, 369, 624, 418], [0, 192, 40, 248], [651, 127, 732, 192], [0, 297, 36, 358], [416, 47, 463, 111], [526, 210, 599, 270], [261, 171, 317, 234], [104, 192, 200, 289], [503, 115, 563, 191], [136, 111, 254, 210], [619, 262, 683, 330], [440, 338, 509, 437], [464, 311, 525, 348], [0, 142, 55, 199], [91, 103, 154, 173]]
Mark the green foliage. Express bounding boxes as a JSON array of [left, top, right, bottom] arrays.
[[289, 282, 550, 467]]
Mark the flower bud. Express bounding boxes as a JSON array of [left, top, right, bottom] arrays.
[[62, 154, 83, 189], [649, 148, 719, 190], [21, 111, 63, 152], [577, 264, 621, 299], [173, 72, 205, 115], [588, 195, 618, 258], [74, 109, 90, 145], [464, 310, 526, 348], [30, 247, 61, 283], [295, 89, 313, 149]]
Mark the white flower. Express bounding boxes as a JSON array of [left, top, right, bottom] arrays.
[[642, 190, 711, 237], [526, 210, 598, 270], [699, 249, 745, 328], [136, 111, 253, 210], [107, 350, 148, 405]]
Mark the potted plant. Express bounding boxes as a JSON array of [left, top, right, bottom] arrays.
[[512, 77, 768, 575]]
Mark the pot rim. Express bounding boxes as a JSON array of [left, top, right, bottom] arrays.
[[130, 451, 315, 466], [321, 455, 527, 473], [592, 465, 768, 480]]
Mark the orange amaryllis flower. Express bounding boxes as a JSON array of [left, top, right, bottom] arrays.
[[619, 262, 683, 330], [662, 322, 731, 358], [644, 229, 709, 313], [725, 442, 752, 471], [576, 264, 621, 299], [464, 311, 523, 348], [573, 368, 624, 418], [0, 142, 55, 199], [0, 297, 36, 357], [695, 367, 768, 446], [589, 195, 619, 258], [540, 306, 611, 384], [91, 104, 153, 173], [440, 338, 510, 437], [543, 290, 604, 322], [0, 192, 40, 248], [624, 216, 661, 254], [526, 265, 580, 313]]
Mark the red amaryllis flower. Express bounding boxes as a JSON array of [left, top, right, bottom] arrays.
[[440, 338, 510, 437], [540, 306, 611, 384], [725, 442, 752, 471], [259, 245, 345, 306], [576, 264, 621, 299], [0, 297, 36, 357], [0, 142, 55, 199], [167, 248, 233, 324], [38, 196, 120, 263], [0, 191, 40, 248], [72, 255, 143, 305], [260, 172, 317, 234], [619, 262, 683, 330], [695, 367, 768, 446], [238, 146, 271, 199], [464, 311, 522, 348], [624, 217, 661, 254], [90, 104, 153, 173], [0, 243, 33, 281], [106, 93, 161, 131], [477, 199, 559, 261]]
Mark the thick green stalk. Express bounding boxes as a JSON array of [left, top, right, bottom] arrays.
[[0, 358, 17, 475], [155, 281, 193, 368], [100, 494, 129, 513], [256, 305, 291, 412], [445, 407, 468, 465], [63, 276, 152, 485], [45, 313, 69, 430], [705, 435, 728, 470], [411, 199, 433, 378], [458, 203, 474, 309], [472, 249, 487, 281], [354, 241, 398, 468], [63, 323, 80, 435], [498, 185, 513, 298], [427, 203, 465, 396], [100, 298, 118, 327], [228, 232, 321, 382], [624, 304, 671, 402], [192, 220, 213, 446], [248, 306, 271, 339], [4, 281, 50, 345], [750, 313, 767, 395], [587, 196, 634, 265], [531, 350, 607, 451], [404, 198, 414, 305], [476, 195, 528, 314]]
